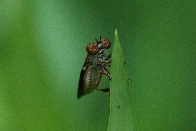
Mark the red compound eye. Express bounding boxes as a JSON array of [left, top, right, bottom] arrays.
[[101, 38, 111, 49], [86, 43, 99, 55]]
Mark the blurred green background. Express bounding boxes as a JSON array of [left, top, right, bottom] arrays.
[[0, 0, 196, 131]]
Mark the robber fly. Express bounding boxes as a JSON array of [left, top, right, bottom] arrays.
[[77, 37, 112, 99]]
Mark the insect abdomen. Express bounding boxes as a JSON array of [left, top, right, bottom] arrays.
[[83, 66, 99, 94]]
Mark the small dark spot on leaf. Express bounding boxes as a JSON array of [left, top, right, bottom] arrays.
[[128, 79, 132, 82]]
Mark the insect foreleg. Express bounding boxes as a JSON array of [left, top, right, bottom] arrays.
[[105, 54, 112, 61]]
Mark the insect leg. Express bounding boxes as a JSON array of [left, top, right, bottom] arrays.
[[102, 54, 112, 67], [103, 66, 112, 80], [105, 61, 112, 67], [95, 73, 110, 92], [105, 54, 112, 61]]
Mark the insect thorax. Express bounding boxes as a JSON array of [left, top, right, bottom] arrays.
[[86, 49, 105, 66]]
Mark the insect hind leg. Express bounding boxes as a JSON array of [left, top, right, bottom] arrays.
[[95, 72, 110, 93], [96, 87, 110, 92]]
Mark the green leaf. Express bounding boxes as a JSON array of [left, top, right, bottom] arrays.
[[108, 29, 137, 131]]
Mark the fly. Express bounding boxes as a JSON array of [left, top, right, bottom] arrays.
[[77, 37, 112, 99]]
